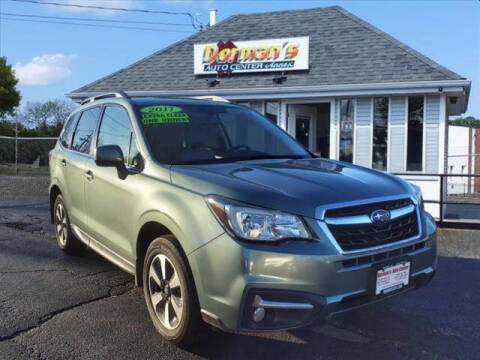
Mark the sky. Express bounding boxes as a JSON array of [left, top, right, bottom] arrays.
[[0, 0, 478, 118]]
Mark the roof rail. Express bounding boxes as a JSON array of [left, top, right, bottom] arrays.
[[80, 91, 129, 105], [192, 95, 230, 103]]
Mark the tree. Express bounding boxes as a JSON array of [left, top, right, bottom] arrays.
[[448, 116, 480, 128], [0, 57, 21, 118], [22, 99, 76, 135], [0, 119, 16, 137]]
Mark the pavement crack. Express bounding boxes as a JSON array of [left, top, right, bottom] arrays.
[[74, 269, 120, 279], [0, 269, 70, 275], [0, 202, 49, 209], [0, 279, 134, 343]]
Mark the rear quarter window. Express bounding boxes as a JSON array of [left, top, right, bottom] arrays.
[[60, 113, 79, 149]]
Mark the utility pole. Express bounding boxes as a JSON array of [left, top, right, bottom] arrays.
[[15, 117, 18, 175]]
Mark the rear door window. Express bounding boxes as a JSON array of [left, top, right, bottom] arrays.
[[71, 107, 101, 154]]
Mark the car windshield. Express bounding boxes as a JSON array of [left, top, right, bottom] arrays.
[[136, 103, 312, 165]]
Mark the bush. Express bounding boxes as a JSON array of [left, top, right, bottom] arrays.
[[0, 138, 57, 166]]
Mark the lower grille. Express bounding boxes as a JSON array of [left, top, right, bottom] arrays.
[[325, 199, 419, 251], [342, 241, 426, 268]]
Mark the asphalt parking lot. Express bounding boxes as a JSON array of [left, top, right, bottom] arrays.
[[1, 176, 479, 360]]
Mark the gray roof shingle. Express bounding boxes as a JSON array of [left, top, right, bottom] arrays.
[[70, 6, 464, 95]]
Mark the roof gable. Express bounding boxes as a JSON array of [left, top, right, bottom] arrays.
[[71, 6, 463, 95]]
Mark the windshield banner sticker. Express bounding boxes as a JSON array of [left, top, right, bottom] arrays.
[[141, 105, 190, 124]]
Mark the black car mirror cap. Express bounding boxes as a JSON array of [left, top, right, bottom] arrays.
[[96, 145, 125, 168]]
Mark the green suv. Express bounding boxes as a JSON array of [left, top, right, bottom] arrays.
[[49, 93, 437, 344]]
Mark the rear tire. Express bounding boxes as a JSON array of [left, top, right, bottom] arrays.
[[53, 195, 86, 256], [143, 235, 206, 345]]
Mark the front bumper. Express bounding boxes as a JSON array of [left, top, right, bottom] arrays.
[[239, 264, 435, 331], [188, 212, 437, 331]]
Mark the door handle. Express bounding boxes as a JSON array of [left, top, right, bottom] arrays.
[[61, 159, 67, 167], [85, 170, 94, 182]]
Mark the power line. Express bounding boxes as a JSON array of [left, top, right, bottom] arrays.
[[11, 0, 204, 29], [0, 12, 193, 27], [0, 17, 194, 33]]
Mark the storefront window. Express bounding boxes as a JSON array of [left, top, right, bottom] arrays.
[[339, 99, 354, 163], [265, 102, 279, 125], [372, 97, 388, 170], [407, 96, 424, 171]]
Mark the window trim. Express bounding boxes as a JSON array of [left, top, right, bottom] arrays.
[[386, 96, 392, 173]]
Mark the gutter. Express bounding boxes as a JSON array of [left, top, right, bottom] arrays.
[[66, 79, 471, 112]]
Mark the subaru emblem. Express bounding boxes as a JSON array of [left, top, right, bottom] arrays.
[[370, 209, 390, 225]]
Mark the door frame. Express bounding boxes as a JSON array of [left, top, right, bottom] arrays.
[[281, 98, 335, 157]]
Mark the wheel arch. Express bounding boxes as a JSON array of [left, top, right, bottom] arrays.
[[135, 211, 188, 287], [49, 184, 62, 224]]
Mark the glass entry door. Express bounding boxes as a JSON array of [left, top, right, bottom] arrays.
[[288, 105, 318, 152], [295, 115, 311, 148]]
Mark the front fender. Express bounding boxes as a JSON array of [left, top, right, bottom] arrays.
[[135, 187, 224, 256], [134, 193, 225, 303], [135, 209, 187, 253]]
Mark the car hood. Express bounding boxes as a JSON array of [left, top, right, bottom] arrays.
[[171, 158, 412, 219]]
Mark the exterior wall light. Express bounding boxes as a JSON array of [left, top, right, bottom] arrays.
[[206, 79, 220, 87], [272, 75, 287, 84]]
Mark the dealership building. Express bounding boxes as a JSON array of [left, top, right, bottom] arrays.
[[67, 6, 471, 218]]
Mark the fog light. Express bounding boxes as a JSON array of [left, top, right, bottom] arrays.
[[253, 307, 265, 323]]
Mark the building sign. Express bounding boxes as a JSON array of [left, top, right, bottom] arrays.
[[193, 37, 309, 76]]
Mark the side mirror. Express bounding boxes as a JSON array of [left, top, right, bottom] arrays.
[[96, 145, 125, 168]]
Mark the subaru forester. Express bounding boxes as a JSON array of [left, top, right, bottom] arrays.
[[49, 93, 437, 345]]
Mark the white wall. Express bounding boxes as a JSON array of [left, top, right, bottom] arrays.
[[398, 175, 440, 218], [447, 125, 472, 194]]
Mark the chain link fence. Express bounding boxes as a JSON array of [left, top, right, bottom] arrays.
[[0, 135, 58, 176]]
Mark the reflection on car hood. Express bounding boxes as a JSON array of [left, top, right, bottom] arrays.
[[171, 158, 412, 218]]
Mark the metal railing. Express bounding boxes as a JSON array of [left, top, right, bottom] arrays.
[[395, 173, 480, 229]]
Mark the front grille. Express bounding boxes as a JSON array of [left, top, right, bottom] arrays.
[[325, 198, 412, 218], [325, 198, 419, 251]]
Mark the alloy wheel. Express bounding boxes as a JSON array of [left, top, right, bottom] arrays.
[[55, 203, 68, 246], [148, 254, 183, 330]]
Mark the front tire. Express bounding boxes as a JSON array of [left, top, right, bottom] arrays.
[[143, 235, 204, 345], [53, 195, 86, 256]]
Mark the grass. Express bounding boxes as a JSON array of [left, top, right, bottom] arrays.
[[0, 163, 50, 176]]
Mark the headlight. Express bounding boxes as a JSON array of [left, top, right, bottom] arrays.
[[409, 183, 424, 209], [205, 195, 311, 242]]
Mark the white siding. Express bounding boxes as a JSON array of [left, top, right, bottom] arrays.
[[355, 97, 371, 167], [425, 95, 440, 173], [389, 96, 406, 172], [248, 101, 264, 114], [332, 98, 340, 159]]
